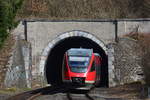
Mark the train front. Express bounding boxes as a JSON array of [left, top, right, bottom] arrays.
[[62, 48, 96, 86]]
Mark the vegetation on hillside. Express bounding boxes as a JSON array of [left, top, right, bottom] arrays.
[[17, 0, 150, 19], [0, 0, 23, 48]]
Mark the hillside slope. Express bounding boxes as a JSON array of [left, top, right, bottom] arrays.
[[17, 0, 150, 20]]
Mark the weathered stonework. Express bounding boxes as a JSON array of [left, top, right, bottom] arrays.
[[113, 38, 144, 85], [4, 37, 32, 88], [107, 44, 116, 87]]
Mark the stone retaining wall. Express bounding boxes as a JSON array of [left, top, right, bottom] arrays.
[[4, 37, 32, 88], [113, 37, 144, 85]]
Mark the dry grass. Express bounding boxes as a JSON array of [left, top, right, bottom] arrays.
[[17, 0, 150, 20]]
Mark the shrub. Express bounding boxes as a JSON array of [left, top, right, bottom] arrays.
[[0, 0, 23, 48]]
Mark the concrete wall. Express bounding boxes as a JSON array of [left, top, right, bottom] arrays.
[[13, 20, 150, 61], [26, 22, 115, 59], [118, 21, 150, 36]]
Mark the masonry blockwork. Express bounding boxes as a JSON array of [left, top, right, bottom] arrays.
[[45, 36, 108, 87]]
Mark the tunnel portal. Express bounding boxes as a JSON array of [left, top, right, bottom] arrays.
[[45, 33, 108, 87]]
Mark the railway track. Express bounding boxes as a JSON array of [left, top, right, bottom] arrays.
[[6, 82, 142, 100], [6, 85, 117, 100], [66, 93, 95, 100]]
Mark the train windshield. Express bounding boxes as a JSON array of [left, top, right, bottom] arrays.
[[68, 56, 90, 73]]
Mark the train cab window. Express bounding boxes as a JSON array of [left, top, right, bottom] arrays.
[[68, 56, 90, 73], [90, 61, 95, 72]]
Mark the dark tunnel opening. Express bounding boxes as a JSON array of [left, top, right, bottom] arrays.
[[45, 36, 108, 87]]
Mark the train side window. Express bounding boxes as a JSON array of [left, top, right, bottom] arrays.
[[90, 61, 95, 72], [63, 55, 67, 71]]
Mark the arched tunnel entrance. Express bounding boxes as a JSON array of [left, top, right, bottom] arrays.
[[45, 32, 108, 87]]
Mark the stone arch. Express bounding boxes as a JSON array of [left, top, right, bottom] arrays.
[[39, 30, 113, 87]]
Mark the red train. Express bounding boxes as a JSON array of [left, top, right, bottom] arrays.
[[62, 48, 102, 86]]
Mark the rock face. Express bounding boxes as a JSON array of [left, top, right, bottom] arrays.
[[113, 37, 143, 85]]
